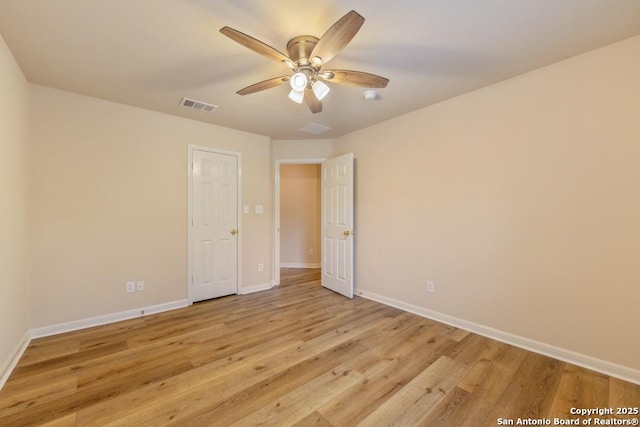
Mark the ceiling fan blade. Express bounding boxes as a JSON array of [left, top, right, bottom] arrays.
[[320, 70, 389, 88], [310, 10, 364, 65], [220, 26, 292, 64], [304, 88, 322, 113], [236, 76, 290, 95]]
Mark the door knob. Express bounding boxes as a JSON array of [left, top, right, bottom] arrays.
[[343, 230, 352, 236], [230, 229, 238, 235]]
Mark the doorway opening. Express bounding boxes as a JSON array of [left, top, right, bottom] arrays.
[[275, 154, 354, 297], [274, 159, 324, 286]]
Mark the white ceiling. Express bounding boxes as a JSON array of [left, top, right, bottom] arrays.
[[1, 0, 640, 140]]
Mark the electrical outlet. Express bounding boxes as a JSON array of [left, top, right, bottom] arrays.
[[426, 280, 435, 293], [126, 281, 135, 293], [258, 263, 264, 272], [136, 280, 144, 291], [309, 248, 314, 255]]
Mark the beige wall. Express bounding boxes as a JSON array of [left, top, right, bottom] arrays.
[[280, 164, 321, 266], [0, 35, 30, 373], [335, 35, 640, 370], [29, 85, 272, 327], [271, 139, 334, 160]]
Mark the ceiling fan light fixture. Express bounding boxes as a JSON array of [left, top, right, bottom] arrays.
[[289, 72, 308, 92], [288, 89, 304, 104], [221, 10, 388, 114], [312, 80, 330, 101]]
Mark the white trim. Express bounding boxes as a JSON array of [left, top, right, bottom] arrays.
[[356, 288, 640, 386], [274, 158, 325, 287], [240, 281, 276, 295], [188, 145, 242, 303], [0, 331, 31, 391], [280, 263, 321, 268], [30, 300, 190, 339]]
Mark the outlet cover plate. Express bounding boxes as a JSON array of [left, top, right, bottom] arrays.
[[426, 280, 435, 293]]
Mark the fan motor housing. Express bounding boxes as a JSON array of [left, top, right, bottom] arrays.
[[286, 35, 319, 64]]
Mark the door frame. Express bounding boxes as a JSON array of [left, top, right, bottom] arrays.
[[188, 144, 242, 303], [274, 158, 325, 286]]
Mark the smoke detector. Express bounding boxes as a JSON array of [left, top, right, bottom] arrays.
[[363, 90, 379, 101]]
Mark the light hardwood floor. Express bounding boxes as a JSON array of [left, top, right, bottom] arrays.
[[1, 268, 638, 426]]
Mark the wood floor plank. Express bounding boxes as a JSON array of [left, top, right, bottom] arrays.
[[0, 359, 193, 427], [10, 341, 129, 380], [187, 307, 344, 368], [291, 411, 334, 427], [0, 376, 77, 417], [39, 412, 77, 427], [228, 357, 369, 426], [610, 376, 640, 407], [317, 324, 458, 425], [181, 341, 372, 426], [548, 364, 609, 418], [264, 310, 396, 373], [418, 386, 477, 427], [17, 340, 80, 366], [609, 377, 640, 423], [484, 352, 565, 424], [356, 355, 470, 426], [1, 268, 638, 426], [76, 325, 229, 388], [458, 342, 526, 401], [419, 345, 527, 427], [84, 362, 276, 426], [355, 312, 430, 355]]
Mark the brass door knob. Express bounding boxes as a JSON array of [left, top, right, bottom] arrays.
[[230, 229, 238, 235], [343, 230, 352, 236]]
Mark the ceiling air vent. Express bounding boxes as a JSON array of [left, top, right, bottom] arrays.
[[180, 97, 217, 113]]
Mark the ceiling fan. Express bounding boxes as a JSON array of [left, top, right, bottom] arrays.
[[220, 10, 389, 113]]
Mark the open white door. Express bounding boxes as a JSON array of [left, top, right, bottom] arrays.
[[321, 153, 354, 298]]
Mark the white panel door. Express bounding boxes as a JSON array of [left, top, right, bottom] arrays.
[[192, 150, 238, 301], [321, 153, 354, 298]]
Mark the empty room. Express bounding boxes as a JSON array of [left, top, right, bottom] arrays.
[[1, 1, 639, 425]]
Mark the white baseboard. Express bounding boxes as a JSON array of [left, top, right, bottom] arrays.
[[356, 288, 640, 386], [240, 281, 275, 295], [0, 331, 31, 391], [30, 299, 190, 339], [280, 263, 321, 268]]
